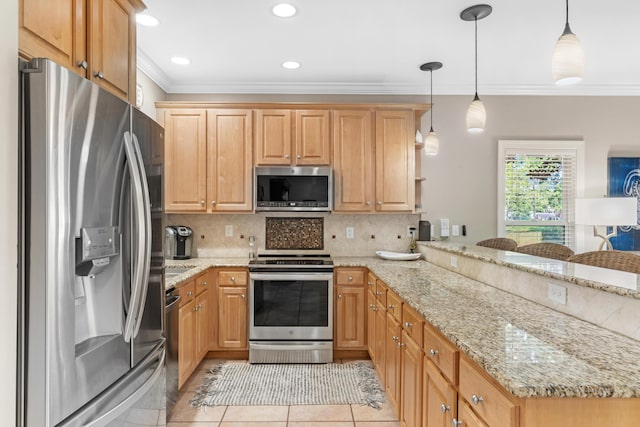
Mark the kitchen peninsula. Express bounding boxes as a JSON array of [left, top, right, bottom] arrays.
[[166, 241, 640, 426]]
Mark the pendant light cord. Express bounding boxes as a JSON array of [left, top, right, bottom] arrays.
[[565, 0, 569, 25], [474, 16, 478, 97], [429, 70, 434, 131]]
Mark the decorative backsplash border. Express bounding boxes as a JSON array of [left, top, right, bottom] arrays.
[[265, 217, 324, 250]]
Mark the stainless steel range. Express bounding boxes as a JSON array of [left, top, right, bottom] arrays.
[[249, 254, 334, 363]]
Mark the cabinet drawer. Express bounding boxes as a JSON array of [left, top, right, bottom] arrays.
[[375, 280, 387, 306], [195, 271, 209, 295], [424, 322, 459, 384], [386, 290, 402, 323], [401, 304, 423, 347], [335, 268, 365, 286], [459, 357, 519, 427], [176, 280, 195, 307], [218, 270, 248, 286]]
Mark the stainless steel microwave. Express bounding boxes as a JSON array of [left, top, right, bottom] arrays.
[[254, 166, 333, 212]]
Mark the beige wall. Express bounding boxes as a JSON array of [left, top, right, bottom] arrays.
[[419, 95, 640, 250], [1, 0, 18, 422], [136, 69, 167, 120]]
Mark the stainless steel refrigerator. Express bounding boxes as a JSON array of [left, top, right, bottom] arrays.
[[19, 58, 166, 426]]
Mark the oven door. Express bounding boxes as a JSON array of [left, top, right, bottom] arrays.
[[249, 271, 333, 341]]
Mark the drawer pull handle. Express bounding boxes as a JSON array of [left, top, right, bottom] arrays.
[[429, 349, 439, 357], [440, 404, 451, 413], [404, 322, 412, 329], [471, 394, 484, 405]]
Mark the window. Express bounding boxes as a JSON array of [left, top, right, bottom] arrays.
[[498, 141, 584, 249]]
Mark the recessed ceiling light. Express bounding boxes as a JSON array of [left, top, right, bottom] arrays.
[[273, 3, 297, 18], [282, 61, 300, 70], [136, 14, 159, 26], [171, 57, 191, 65]]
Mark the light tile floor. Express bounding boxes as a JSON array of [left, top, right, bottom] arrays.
[[168, 359, 400, 427]]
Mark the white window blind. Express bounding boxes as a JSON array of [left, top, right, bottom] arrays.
[[498, 141, 584, 249]]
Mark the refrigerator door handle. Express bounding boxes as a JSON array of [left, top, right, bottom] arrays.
[[130, 132, 152, 338], [122, 131, 148, 343]]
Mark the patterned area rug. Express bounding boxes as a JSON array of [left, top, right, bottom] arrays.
[[191, 362, 385, 409]]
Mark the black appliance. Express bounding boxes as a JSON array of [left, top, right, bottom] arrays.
[[165, 226, 193, 259]]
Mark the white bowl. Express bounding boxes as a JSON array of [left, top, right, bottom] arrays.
[[376, 251, 422, 261]]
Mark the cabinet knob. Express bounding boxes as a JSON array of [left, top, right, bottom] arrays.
[[391, 336, 399, 342], [200, 199, 205, 205], [77, 60, 88, 70], [404, 322, 413, 329], [296, 154, 301, 159], [366, 201, 371, 205], [231, 276, 236, 282], [348, 276, 353, 281], [337, 294, 342, 299], [367, 281, 373, 287], [201, 281, 207, 286], [387, 304, 395, 311], [375, 291, 383, 296], [284, 154, 290, 159], [471, 394, 484, 405], [452, 419, 462, 427], [241, 294, 246, 299], [186, 291, 193, 296], [397, 342, 405, 348], [94, 71, 104, 79], [429, 349, 439, 357], [441, 404, 451, 413], [211, 200, 216, 205], [376, 201, 382, 205]]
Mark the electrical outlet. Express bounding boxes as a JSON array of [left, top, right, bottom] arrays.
[[407, 226, 416, 238], [547, 283, 567, 305], [450, 256, 458, 268], [346, 226, 355, 239], [225, 225, 233, 237]]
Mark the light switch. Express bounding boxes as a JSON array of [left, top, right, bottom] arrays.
[[440, 218, 450, 237], [346, 227, 354, 239], [225, 225, 233, 237], [452, 225, 460, 236]]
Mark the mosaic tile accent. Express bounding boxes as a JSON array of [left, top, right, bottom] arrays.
[[265, 217, 324, 250]]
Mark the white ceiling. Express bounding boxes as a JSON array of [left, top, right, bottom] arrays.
[[137, 0, 640, 96]]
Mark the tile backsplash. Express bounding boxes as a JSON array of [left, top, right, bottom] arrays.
[[166, 212, 420, 257], [265, 217, 324, 250]]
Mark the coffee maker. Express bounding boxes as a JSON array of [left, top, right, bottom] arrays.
[[165, 226, 193, 259]]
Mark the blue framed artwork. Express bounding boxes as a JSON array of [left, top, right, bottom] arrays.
[[608, 157, 640, 250]]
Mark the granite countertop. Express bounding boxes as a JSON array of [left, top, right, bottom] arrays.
[[163, 255, 640, 399], [335, 256, 640, 399], [422, 241, 640, 299]]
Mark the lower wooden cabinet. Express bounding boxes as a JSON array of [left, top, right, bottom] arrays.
[[373, 299, 387, 386], [177, 273, 209, 389], [385, 312, 402, 415], [335, 268, 367, 350], [423, 359, 457, 427], [210, 268, 249, 350], [401, 330, 423, 427], [455, 399, 489, 427]]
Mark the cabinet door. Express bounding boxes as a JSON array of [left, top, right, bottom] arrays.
[[333, 110, 374, 212], [423, 359, 457, 427], [367, 291, 376, 360], [207, 109, 253, 211], [335, 285, 366, 350], [374, 299, 387, 386], [218, 286, 248, 349], [375, 110, 415, 212], [294, 110, 331, 165], [385, 313, 402, 415], [164, 109, 208, 212], [195, 291, 209, 362], [255, 109, 292, 165], [456, 400, 488, 427], [19, 0, 86, 76], [88, 0, 138, 101], [401, 331, 423, 427], [178, 299, 196, 389]]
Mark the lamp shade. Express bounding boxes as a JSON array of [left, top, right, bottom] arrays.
[[552, 31, 584, 85], [575, 197, 638, 226], [424, 130, 439, 156], [466, 96, 486, 133]]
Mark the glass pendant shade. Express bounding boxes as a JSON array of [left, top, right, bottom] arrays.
[[552, 26, 584, 85], [424, 128, 439, 156], [466, 95, 486, 133]]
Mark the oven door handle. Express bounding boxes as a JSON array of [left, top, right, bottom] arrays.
[[249, 272, 334, 282]]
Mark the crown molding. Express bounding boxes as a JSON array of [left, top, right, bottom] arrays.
[[137, 50, 640, 96]]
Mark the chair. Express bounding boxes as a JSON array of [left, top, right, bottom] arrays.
[[567, 250, 640, 274], [515, 242, 575, 261], [476, 238, 518, 251]]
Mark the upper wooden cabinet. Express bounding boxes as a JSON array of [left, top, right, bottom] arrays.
[[255, 109, 331, 166], [375, 110, 415, 212], [162, 108, 253, 213], [332, 110, 374, 212], [19, 0, 144, 103]]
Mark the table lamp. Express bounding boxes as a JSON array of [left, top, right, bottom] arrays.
[[575, 197, 638, 250]]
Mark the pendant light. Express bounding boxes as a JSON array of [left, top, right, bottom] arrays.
[[460, 4, 492, 134], [552, 0, 584, 85], [419, 62, 443, 156]]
